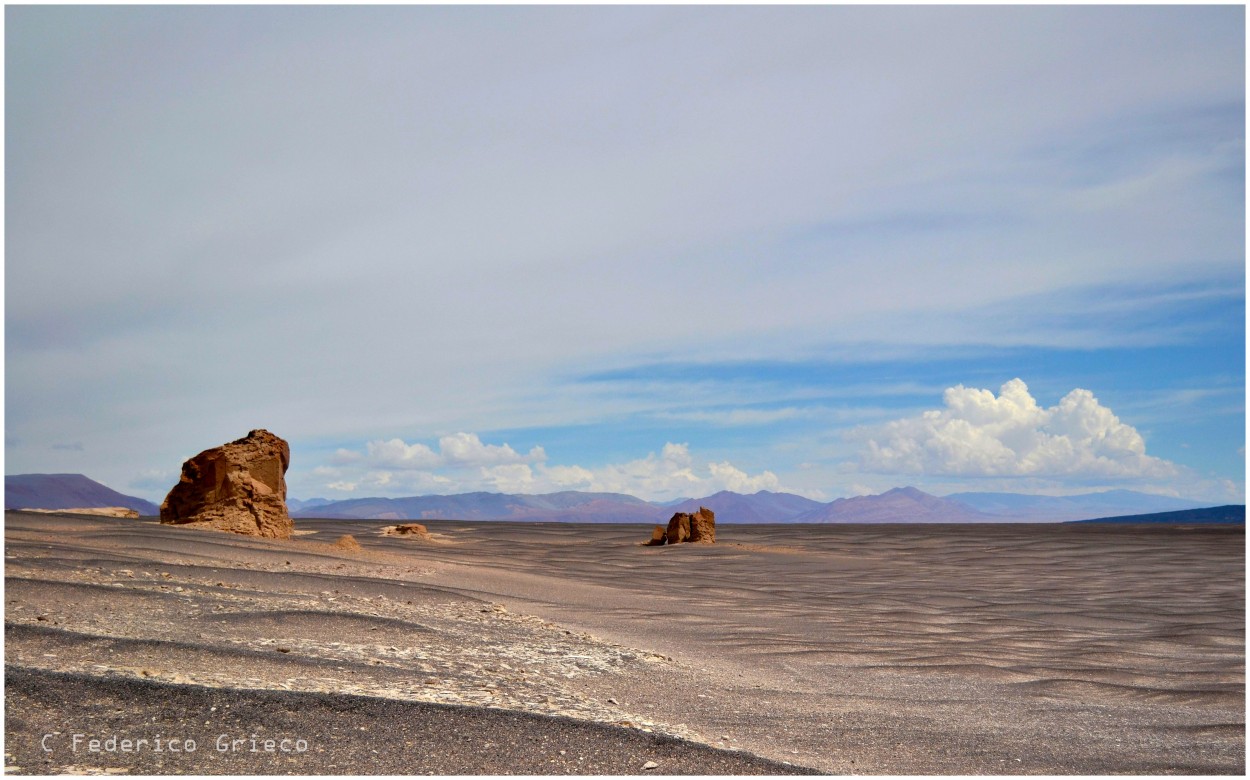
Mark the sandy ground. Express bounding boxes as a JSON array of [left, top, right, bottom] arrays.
[[4, 511, 1244, 774]]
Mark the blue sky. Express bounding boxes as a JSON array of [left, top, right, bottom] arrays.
[[5, 5, 1245, 504]]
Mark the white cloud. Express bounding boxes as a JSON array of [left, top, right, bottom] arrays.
[[439, 432, 546, 466], [480, 464, 537, 493], [363, 433, 544, 471], [707, 461, 781, 493], [365, 439, 440, 469], [7, 8, 1241, 504], [308, 436, 790, 501], [567, 442, 700, 498], [541, 464, 597, 489], [545, 443, 782, 498], [857, 378, 1179, 479]]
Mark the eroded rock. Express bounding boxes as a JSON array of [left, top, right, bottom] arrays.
[[689, 506, 716, 543], [159, 429, 293, 539], [383, 523, 432, 540], [335, 534, 363, 552], [665, 513, 691, 544], [654, 507, 716, 545]]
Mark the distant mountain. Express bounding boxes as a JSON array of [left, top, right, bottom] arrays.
[[792, 486, 994, 524], [671, 490, 825, 523], [1070, 505, 1245, 524], [656, 496, 693, 507], [5, 473, 160, 515], [286, 497, 333, 512], [292, 491, 668, 523], [947, 490, 1207, 522], [287, 486, 1225, 525]]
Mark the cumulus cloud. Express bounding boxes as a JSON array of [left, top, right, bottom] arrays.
[[364, 440, 440, 469], [524, 443, 782, 498], [308, 436, 786, 500], [707, 461, 782, 493], [363, 433, 545, 470], [480, 464, 538, 493], [857, 378, 1178, 479], [541, 464, 597, 488]]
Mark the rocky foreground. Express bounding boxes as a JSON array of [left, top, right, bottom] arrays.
[[5, 510, 1245, 775], [3, 511, 809, 775]]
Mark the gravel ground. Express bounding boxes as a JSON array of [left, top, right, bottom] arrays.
[[4, 511, 1243, 775], [5, 667, 815, 775]]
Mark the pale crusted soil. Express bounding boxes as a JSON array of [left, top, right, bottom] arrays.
[[3, 511, 811, 775], [349, 519, 1246, 775]]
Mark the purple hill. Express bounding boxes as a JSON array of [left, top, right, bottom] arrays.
[[5, 473, 159, 515]]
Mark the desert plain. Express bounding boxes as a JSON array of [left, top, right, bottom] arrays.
[[3, 510, 1244, 775]]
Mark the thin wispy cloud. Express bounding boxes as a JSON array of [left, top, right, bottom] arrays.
[[5, 5, 1243, 505]]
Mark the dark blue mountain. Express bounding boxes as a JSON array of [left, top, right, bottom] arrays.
[[1070, 505, 1244, 524]]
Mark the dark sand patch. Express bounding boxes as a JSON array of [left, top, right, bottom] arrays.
[[5, 667, 811, 775]]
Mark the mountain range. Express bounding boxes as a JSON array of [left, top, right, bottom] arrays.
[[4, 473, 160, 515], [5, 472, 1220, 524], [947, 489, 1205, 521], [288, 491, 669, 523], [288, 484, 1213, 524], [790, 486, 999, 523]]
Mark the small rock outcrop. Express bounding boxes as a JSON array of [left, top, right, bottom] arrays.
[[25, 507, 139, 518], [160, 429, 293, 539], [648, 507, 716, 546], [334, 534, 362, 552], [383, 523, 431, 540]]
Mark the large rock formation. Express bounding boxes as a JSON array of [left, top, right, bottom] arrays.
[[666, 512, 691, 544], [160, 429, 293, 539], [688, 506, 716, 543], [649, 507, 716, 546]]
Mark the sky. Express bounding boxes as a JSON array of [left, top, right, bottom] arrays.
[[5, 4, 1245, 505]]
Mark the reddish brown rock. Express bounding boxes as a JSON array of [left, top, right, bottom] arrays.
[[689, 506, 716, 543], [384, 523, 431, 539], [334, 534, 362, 552], [665, 513, 692, 544], [160, 429, 293, 539], [653, 507, 716, 546]]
